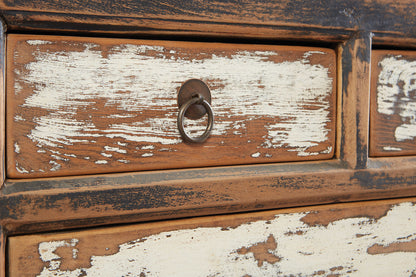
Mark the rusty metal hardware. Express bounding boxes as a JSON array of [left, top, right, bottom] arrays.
[[177, 79, 212, 120], [177, 79, 214, 143]]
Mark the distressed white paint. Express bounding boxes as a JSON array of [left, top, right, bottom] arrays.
[[251, 152, 261, 158], [36, 202, 416, 277], [14, 114, 24, 122], [377, 55, 416, 142], [103, 146, 127, 154], [38, 239, 79, 271], [49, 160, 61, 171], [13, 39, 334, 173], [100, 152, 112, 158], [142, 145, 155, 150], [117, 159, 130, 163], [14, 143, 20, 154], [383, 146, 403, 151], [15, 161, 29, 174], [26, 40, 53, 45]]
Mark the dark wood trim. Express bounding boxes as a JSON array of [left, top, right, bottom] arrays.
[[0, 18, 5, 189], [337, 32, 371, 169], [0, 226, 5, 277], [0, 0, 415, 46], [2, 158, 416, 235], [7, 196, 416, 276]]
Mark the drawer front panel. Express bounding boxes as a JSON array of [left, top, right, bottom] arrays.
[[370, 50, 416, 156], [8, 198, 416, 276], [7, 35, 336, 178]]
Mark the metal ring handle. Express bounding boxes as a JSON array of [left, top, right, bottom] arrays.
[[177, 94, 214, 143]]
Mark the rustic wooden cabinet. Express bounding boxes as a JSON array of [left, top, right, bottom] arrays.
[[0, 1, 416, 276]]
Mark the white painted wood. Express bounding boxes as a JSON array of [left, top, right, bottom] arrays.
[[377, 55, 416, 142], [33, 201, 416, 277], [9, 36, 335, 175]]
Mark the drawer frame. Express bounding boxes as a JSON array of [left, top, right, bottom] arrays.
[[0, 1, 416, 276]]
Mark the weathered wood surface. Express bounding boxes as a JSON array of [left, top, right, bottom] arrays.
[[0, 18, 5, 187], [0, 227, 5, 277], [2, 156, 416, 235], [7, 34, 336, 178], [8, 198, 416, 276], [370, 50, 416, 157], [337, 32, 371, 169], [0, 0, 415, 46]]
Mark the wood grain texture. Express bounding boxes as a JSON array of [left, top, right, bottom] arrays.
[[336, 32, 371, 169], [8, 198, 416, 276], [0, 18, 5, 187], [6, 34, 336, 178], [0, 0, 415, 46], [0, 226, 4, 277], [370, 50, 416, 157], [2, 157, 416, 235]]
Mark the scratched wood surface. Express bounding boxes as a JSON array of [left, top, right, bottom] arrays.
[[0, 19, 5, 187], [0, 227, 5, 277], [337, 32, 371, 169], [0, 0, 415, 46], [8, 198, 416, 277], [370, 50, 416, 157], [7, 34, 336, 178]]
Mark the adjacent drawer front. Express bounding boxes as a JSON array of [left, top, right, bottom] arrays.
[[370, 50, 416, 156], [7, 35, 336, 178], [8, 198, 416, 276]]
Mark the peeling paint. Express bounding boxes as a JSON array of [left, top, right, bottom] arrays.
[[49, 160, 61, 171], [383, 146, 403, 151], [38, 239, 79, 271], [251, 152, 261, 158], [26, 40, 53, 45], [104, 146, 127, 154], [15, 161, 29, 174], [377, 55, 416, 142], [117, 159, 130, 163], [14, 143, 20, 154], [34, 202, 416, 276], [10, 38, 335, 175]]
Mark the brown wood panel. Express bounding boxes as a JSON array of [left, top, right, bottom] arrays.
[[0, 18, 5, 187], [2, 157, 416, 235], [6, 34, 336, 178], [0, 227, 4, 277], [336, 32, 371, 169], [0, 0, 415, 46], [8, 197, 416, 276], [370, 50, 416, 157]]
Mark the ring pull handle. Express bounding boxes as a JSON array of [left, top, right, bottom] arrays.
[[177, 79, 214, 143], [177, 94, 214, 143]]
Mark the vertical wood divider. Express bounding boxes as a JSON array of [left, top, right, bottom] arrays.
[[0, 18, 6, 277], [337, 31, 372, 169], [0, 18, 5, 187], [0, 226, 5, 277]]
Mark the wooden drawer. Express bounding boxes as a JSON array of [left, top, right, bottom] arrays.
[[7, 35, 336, 178], [370, 50, 416, 156], [8, 198, 416, 276]]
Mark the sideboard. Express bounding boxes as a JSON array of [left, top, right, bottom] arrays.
[[1, 1, 416, 276]]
